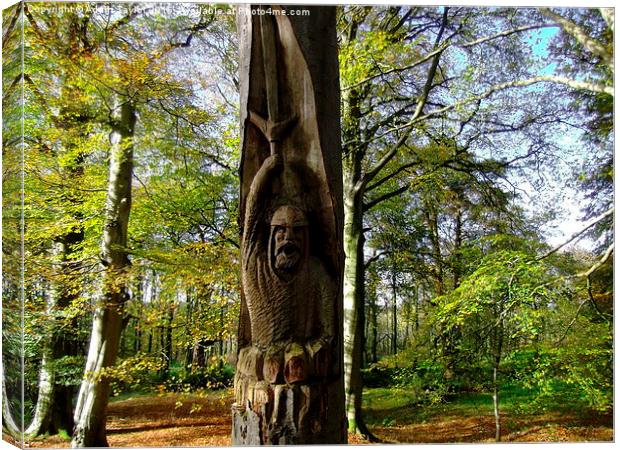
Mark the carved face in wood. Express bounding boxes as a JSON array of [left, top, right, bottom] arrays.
[[270, 205, 308, 275]]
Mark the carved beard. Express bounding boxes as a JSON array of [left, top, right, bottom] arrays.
[[274, 242, 302, 273]]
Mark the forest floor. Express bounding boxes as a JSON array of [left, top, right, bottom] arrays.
[[27, 387, 612, 447]]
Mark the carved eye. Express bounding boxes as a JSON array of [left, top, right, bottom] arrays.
[[293, 226, 304, 234]]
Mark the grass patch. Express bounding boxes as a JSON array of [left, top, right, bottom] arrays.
[[57, 429, 71, 441], [363, 383, 539, 426]]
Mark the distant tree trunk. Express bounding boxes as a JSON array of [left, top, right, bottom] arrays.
[[163, 303, 174, 373], [192, 341, 206, 371], [402, 298, 410, 349], [391, 268, 398, 355], [184, 289, 194, 367], [147, 331, 153, 354], [233, 6, 346, 444], [72, 101, 136, 448], [132, 275, 144, 354], [453, 208, 463, 289], [425, 205, 444, 297], [367, 276, 378, 365], [493, 366, 501, 442], [492, 313, 504, 443]]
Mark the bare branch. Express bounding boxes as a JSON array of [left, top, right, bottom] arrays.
[[373, 75, 612, 145], [540, 8, 613, 70], [537, 207, 614, 260], [577, 242, 614, 279], [366, 159, 419, 192], [343, 23, 555, 91], [364, 184, 409, 212]]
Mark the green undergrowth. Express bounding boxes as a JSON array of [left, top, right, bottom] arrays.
[[362, 383, 576, 427]]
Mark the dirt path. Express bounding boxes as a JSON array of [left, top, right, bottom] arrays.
[[27, 390, 612, 447]]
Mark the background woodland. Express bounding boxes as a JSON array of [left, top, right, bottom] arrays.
[[2, 2, 613, 445]]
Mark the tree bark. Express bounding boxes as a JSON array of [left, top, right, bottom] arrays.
[[71, 101, 136, 448], [25, 311, 55, 437], [233, 6, 345, 444], [342, 187, 369, 435], [2, 359, 21, 440]]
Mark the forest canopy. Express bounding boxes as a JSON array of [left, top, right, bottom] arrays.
[[2, 1, 613, 446]]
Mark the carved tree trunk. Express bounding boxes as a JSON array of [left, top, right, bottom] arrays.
[[233, 5, 346, 444], [71, 101, 136, 448]]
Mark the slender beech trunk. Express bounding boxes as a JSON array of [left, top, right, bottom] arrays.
[[493, 316, 504, 443], [341, 44, 374, 433], [342, 182, 370, 436], [72, 101, 136, 448], [391, 267, 398, 355], [493, 366, 500, 442]]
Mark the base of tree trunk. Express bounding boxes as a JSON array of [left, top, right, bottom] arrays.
[[232, 346, 346, 446], [231, 381, 346, 445], [348, 416, 381, 443]]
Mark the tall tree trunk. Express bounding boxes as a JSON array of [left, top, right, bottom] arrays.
[[233, 6, 345, 444], [339, 16, 376, 432], [72, 101, 136, 448], [342, 188, 370, 436]]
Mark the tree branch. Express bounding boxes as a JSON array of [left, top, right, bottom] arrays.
[[364, 184, 409, 212], [540, 8, 613, 70], [577, 242, 614, 279], [537, 206, 614, 260], [343, 23, 555, 91], [373, 75, 613, 145], [366, 159, 419, 192]]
